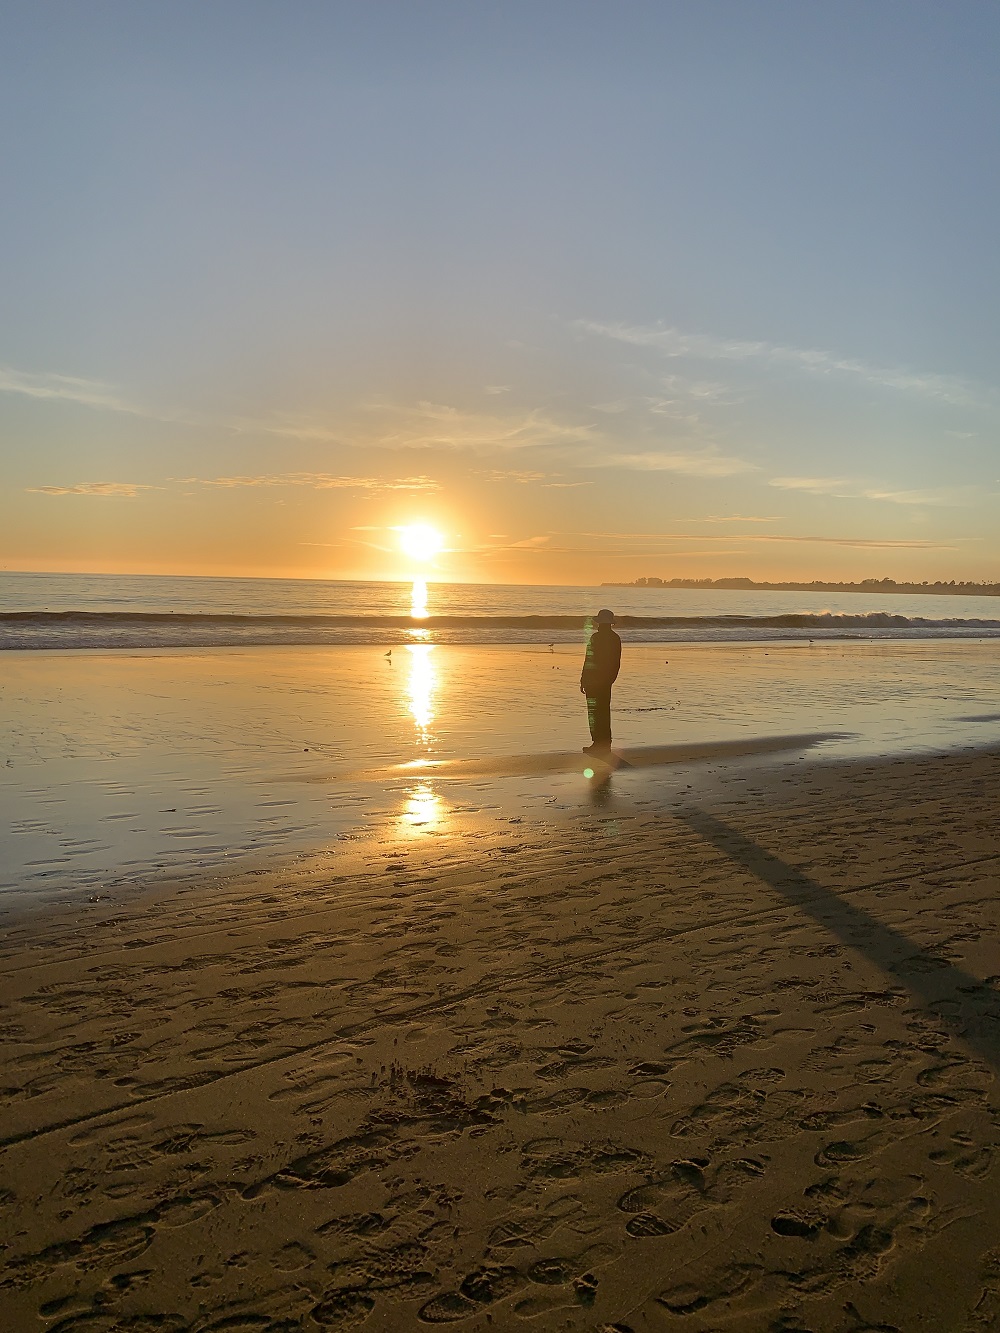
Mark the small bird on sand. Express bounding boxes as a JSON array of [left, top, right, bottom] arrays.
[[384, 650, 392, 659]]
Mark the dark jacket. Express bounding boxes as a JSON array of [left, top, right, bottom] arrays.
[[581, 626, 622, 693]]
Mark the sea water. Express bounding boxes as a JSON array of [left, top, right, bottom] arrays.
[[2, 571, 1000, 649]]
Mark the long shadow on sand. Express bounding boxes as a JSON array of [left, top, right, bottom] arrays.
[[677, 806, 1000, 1073]]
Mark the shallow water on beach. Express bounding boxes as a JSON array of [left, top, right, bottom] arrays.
[[2, 639, 999, 899]]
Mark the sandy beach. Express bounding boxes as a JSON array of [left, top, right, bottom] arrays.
[[7, 0, 1000, 1324], [3, 729, 1000, 1331]]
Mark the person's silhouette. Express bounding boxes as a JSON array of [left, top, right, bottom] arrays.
[[580, 609, 621, 753]]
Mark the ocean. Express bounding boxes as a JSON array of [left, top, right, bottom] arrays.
[[3, 571, 1000, 649]]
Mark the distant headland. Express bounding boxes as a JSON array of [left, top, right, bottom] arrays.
[[602, 576, 1000, 597]]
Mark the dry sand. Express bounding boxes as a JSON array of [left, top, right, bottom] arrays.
[[2, 745, 1000, 1332]]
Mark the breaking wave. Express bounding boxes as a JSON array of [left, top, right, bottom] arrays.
[[3, 609, 1000, 650]]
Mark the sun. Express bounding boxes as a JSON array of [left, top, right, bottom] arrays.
[[399, 523, 444, 562]]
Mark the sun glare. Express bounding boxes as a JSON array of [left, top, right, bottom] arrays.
[[405, 644, 436, 741], [399, 523, 444, 562]]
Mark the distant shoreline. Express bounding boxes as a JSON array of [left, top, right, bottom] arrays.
[[603, 578, 1000, 597]]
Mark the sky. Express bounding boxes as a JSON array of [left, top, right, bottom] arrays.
[[2, 0, 998, 585]]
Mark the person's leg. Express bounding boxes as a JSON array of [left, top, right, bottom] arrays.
[[586, 692, 599, 744], [593, 687, 612, 747]]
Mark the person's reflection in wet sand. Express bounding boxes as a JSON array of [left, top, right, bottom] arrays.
[[586, 766, 615, 806]]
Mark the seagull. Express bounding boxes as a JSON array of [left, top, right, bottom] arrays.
[[384, 650, 392, 658]]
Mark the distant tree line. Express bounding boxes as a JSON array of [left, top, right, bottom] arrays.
[[602, 576, 1000, 596]]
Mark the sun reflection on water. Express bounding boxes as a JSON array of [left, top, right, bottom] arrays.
[[410, 578, 429, 619], [399, 782, 445, 835], [400, 643, 443, 834], [405, 643, 436, 742]]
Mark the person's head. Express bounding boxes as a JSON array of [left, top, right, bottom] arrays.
[[595, 608, 615, 628]]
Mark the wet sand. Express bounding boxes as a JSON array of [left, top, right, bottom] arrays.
[[2, 741, 1000, 1331], [3, 640, 1000, 899]]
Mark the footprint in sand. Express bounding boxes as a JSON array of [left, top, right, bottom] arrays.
[[656, 1262, 766, 1316], [418, 1242, 616, 1323], [813, 1133, 884, 1168], [617, 1156, 765, 1238], [928, 1130, 996, 1180], [484, 1193, 589, 1258], [8, 1189, 224, 1291], [418, 1266, 525, 1323], [521, 1137, 649, 1181]]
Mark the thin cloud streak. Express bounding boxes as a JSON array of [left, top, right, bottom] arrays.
[[503, 540, 955, 553], [0, 365, 147, 415], [26, 481, 156, 497], [176, 473, 439, 491], [770, 476, 981, 506], [586, 450, 757, 477], [0, 362, 345, 441], [701, 514, 781, 523], [479, 468, 595, 489], [544, 530, 958, 550], [577, 320, 989, 408], [28, 473, 440, 499], [370, 401, 596, 452]]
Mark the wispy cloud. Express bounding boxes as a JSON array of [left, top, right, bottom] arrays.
[[177, 473, 439, 491], [700, 514, 781, 523], [479, 468, 593, 488], [542, 529, 958, 551], [769, 476, 979, 506], [650, 375, 741, 408], [729, 535, 956, 549], [218, 415, 343, 443], [480, 469, 551, 483], [768, 476, 852, 495], [26, 481, 156, 497], [0, 360, 353, 444], [584, 449, 757, 478], [577, 320, 988, 408], [0, 365, 147, 415], [372, 401, 595, 452], [28, 473, 440, 499], [498, 538, 956, 552]]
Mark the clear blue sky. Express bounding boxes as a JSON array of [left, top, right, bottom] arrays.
[[2, 0, 998, 582]]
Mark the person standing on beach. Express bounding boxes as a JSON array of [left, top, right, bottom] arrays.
[[580, 608, 622, 753]]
